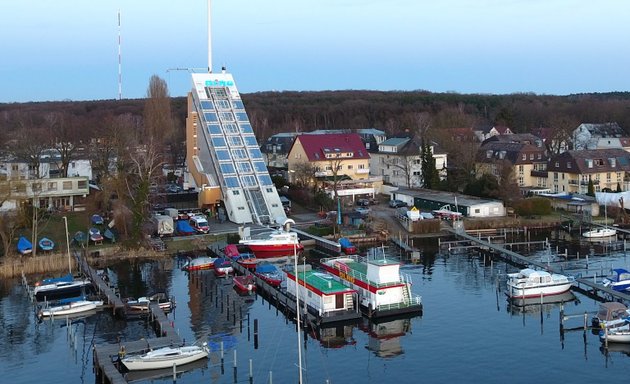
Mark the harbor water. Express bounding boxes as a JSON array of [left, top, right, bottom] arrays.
[[2, 231, 630, 383]]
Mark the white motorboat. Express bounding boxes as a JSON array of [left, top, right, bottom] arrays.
[[38, 300, 103, 318], [600, 323, 630, 344], [121, 343, 209, 371], [506, 268, 574, 299], [34, 279, 92, 301], [582, 227, 617, 238]]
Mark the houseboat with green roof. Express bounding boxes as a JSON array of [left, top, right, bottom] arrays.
[[284, 265, 362, 325], [319, 253, 422, 318]]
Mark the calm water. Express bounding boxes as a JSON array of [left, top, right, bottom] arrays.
[[3, 231, 630, 384]]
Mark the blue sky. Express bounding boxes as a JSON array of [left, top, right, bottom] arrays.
[[1, 0, 628, 102]]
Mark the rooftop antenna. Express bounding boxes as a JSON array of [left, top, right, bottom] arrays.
[[207, 0, 212, 73], [117, 9, 122, 99]]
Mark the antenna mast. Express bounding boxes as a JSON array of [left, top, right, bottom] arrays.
[[118, 9, 122, 100], [207, 0, 212, 73]]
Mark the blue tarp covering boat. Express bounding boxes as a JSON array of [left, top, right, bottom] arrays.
[[176, 220, 196, 236], [73, 231, 87, 244], [91, 214, 104, 225], [338, 237, 358, 254], [38, 237, 55, 251], [103, 228, 116, 242], [17, 236, 33, 255]]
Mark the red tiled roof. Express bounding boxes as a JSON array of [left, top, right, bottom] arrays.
[[293, 133, 370, 162]]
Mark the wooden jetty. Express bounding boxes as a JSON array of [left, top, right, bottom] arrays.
[[292, 228, 341, 255], [75, 251, 125, 317], [92, 302, 182, 384]]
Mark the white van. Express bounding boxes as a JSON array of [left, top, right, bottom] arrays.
[[189, 215, 210, 234]]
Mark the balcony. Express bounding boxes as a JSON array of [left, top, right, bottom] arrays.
[[355, 168, 370, 174], [530, 170, 548, 178]]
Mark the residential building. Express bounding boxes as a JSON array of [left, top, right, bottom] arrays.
[[0, 155, 90, 212], [287, 133, 381, 199], [475, 134, 549, 189], [369, 137, 447, 188], [546, 149, 630, 194], [261, 132, 299, 170], [308, 128, 386, 151], [473, 125, 513, 142], [572, 122, 625, 150]]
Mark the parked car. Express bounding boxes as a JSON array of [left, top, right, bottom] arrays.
[[355, 207, 370, 215], [388, 199, 407, 208], [165, 184, 182, 193], [356, 198, 370, 207]]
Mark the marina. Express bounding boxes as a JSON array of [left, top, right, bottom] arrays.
[[6, 226, 630, 383]]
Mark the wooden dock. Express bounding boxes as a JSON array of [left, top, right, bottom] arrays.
[[292, 228, 341, 255], [92, 303, 181, 384], [75, 251, 125, 317], [446, 227, 630, 303]]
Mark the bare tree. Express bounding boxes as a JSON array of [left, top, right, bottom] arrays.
[[45, 112, 80, 177], [291, 162, 317, 188], [327, 158, 344, 200]]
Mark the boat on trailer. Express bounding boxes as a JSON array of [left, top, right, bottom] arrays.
[[121, 343, 209, 371], [319, 252, 422, 318]]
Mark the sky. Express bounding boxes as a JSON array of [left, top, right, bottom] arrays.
[[1, 0, 629, 103]]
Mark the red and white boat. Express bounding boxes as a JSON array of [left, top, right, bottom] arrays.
[[239, 230, 303, 258], [254, 263, 283, 288], [181, 256, 216, 271], [213, 258, 234, 277], [233, 275, 256, 293], [224, 244, 258, 270]]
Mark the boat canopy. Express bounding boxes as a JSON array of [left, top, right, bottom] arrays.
[[256, 264, 278, 273], [597, 302, 628, 321]]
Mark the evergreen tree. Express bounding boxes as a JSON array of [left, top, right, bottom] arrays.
[[587, 178, 595, 196], [421, 142, 440, 189]]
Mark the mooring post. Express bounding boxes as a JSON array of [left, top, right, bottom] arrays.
[[172, 362, 176, 381]]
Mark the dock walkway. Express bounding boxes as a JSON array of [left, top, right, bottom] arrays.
[[76, 251, 125, 316], [446, 227, 630, 303], [292, 228, 341, 255]]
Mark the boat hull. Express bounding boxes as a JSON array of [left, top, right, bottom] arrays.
[[245, 243, 303, 258], [507, 282, 572, 299], [39, 300, 101, 318], [121, 346, 208, 371], [233, 275, 256, 293], [600, 329, 630, 343]]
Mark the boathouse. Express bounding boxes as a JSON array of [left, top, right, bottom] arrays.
[[391, 187, 505, 218]]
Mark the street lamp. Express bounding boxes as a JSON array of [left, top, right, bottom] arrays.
[[63, 216, 71, 274]]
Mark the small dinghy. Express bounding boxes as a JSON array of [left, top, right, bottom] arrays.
[[38, 237, 55, 251], [233, 275, 256, 293], [121, 343, 209, 371]]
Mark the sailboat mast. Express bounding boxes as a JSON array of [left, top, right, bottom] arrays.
[[293, 234, 303, 384]]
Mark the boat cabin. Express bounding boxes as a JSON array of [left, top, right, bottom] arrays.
[[285, 267, 356, 318]]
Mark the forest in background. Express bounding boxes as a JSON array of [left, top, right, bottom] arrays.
[[2, 90, 630, 144]]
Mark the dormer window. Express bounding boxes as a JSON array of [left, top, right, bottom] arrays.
[[522, 154, 526, 160], [567, 162, 571, 168], [555, 162, 559, 167]]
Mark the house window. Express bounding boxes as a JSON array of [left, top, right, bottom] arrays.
[[348, 165, 353, 169], [326, 166, 332, 171], [529, 154, 534, 160], [522, 154, 526, 160], [567, 162, 571, 168], [359, 164, 365, 169], [62, 181, 72, 190], [232, 190, 240, 195], [555, 162, 559, 167]]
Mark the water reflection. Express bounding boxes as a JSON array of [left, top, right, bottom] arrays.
[[359, 316, 413, 358], [507, 291, 578, 316]]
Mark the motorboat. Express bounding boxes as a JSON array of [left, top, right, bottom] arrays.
[[506, 268, 574, 299], [34, 278, 92, 301], [239, 229, 303, 258], [338, 237, 358, 254], [17, 236, 33, 255], [120, 343, 209, 371], [602, 268, 630, 292], [592, 302, 630, 329], [254, 263, 283, 287], [89, 227, 104, 243], [600, 323, 630, 344], [582, 227, 617, 238], [38, 299, 102, 318], [213, 258, 233, 277], [224, 244, 258, 270], [38, 237, 55, 251], [320, 252, 423, 318], [73, 231, 87, 245], [124, 356, 208, 382], [181, 257, 216, 271], [233, 275, 256, 293], [126, 293, 175, 314]]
